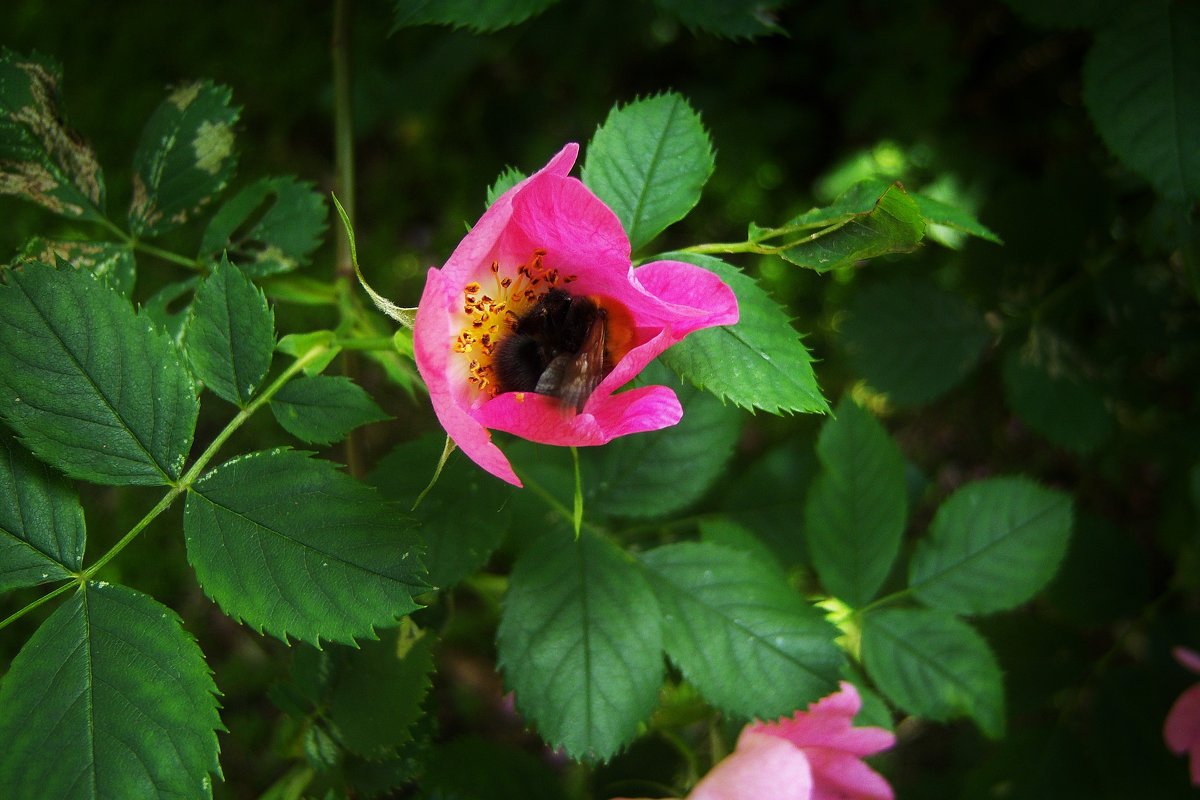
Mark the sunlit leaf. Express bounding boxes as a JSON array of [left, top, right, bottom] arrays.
[[270, 375, 390, 446], [862, 607, 1005, 738], [909, 476, 1074, 615], [657, 253, 828, 415], [913, 193, 1002, 245], [0, 428, 84, 592], [1083, 0, 1200, 199], [183, 255, 275, 408], [184, 448, 427, 645], [583, 92, 714, 251], [804, 397, 907, 607], [0, 582, 222, 799], [200, 175, 328, 277], [0, 262, 197, 485], [129, 80, 240, 237], [0, 50, 105, 220], [641, 542, 843, 719], [496, 531, 663, 760], [778, 181, 925, 272]]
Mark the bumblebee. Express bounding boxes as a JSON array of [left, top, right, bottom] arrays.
[[494, 288, 631, 413]]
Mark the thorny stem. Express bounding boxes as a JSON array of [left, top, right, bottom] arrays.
[[0, 345, 332, 633]]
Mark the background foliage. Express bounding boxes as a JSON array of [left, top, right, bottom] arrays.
[[2, 0, 1198, 798]]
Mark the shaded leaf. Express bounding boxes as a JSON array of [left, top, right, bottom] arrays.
[[657, 253, 828, 414], [496, 531, 663, 760], [641, 542, 843, 719], [183, 256, 275, 407], [200, 175, 328, 277], [1002, 347, 1113, 454], [583, 93, 714, 251], [0, 262, 197, 485], [1083, 1, 1200, 200], [862, 607, 1005, 738], [369, 433, 511, 590], [184, 448, 427, 645], [0, 582, 222, 799], [0, 428, 84, 592], [842, 279, 990, 408], [18, 238, 135, 295], [129, 80, 240, 237], [330, 626, 436, 756], [651, 0, 785, 38], [142, 276, 200, 343], [270, 375, 390, 446], [582, 360, 741, 519], [804, 397, 907, 607], [421, 737, 569, 800], [392, 0, 561, 32], [909, 477, 1074, 615], [0, 49, 105, 219]]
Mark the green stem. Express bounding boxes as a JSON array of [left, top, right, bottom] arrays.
[[679, 241, 777, 256], [94, 215, 203, 270], [857, 588, 912, 615], [0, 581, 76, 632], [336, 335, 397, 351], [332, 0, 356, 283], [570, 446, 583, 538], [0, 345, 331, 630]]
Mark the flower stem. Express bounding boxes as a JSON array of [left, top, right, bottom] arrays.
[[0, 581, 76, 633]]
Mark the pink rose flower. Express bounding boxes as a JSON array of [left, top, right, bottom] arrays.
[[413, 143, 738, 486], [1165, 646, 1200, 786], [618, 682, 895, 800]]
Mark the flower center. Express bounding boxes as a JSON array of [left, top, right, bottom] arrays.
[[452, 249, 576, 399]]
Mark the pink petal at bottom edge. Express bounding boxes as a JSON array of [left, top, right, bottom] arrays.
[[805, 748, 894, 800], [689, 732, 813, 800], [1165, 684, 1200, 754], [473, 385, 682, 447]]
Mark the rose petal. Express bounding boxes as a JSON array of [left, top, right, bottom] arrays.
[[1175, 647, 1200, 675], [752, 682, 896, 757], [805, 747, 895, 800], [689, 731, 813, 800], [474, 385, 681, 446], [1166, 684, 1200, 755]]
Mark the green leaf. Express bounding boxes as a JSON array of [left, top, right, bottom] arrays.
[[392, 0, 561, 32], [1083, 1, 1200, 200], [657, 253, 828, 414], [913, 193, 1003, 245], [369, 433, 511, 590], [200, 176, 328, 277], [0, 262, 197, 485], [142, 276, 199, 342], [0, 429, 84, 592], [129, 80, 240, 237], [909, 476, 1074, 615], [277, 330, 341, 376], [183, 256, 275, 407], [861, 607, 1005, 738], [0, 582, 222, 799], [270, 375, 390, 446], [581, 360, 741, 519], [184, 448, 427, 645], [583, 93, 714, 251], [486, 165, 526, 208], [330, 626, 436, 757], [496, 531, 663, 760], [1002, 347, 1113, 454], [804, 397, 907, 607], [842, 279, 990, 408], [18, 238, 136, 295], [0, 50, 105, 220], [421, 738, 569, 800], [650, 0, 785, 38], [777, 181, 925, 272], [640, 542, 843, 719], [719, 441, 818, 568], [1001, 0, 1121, 29]]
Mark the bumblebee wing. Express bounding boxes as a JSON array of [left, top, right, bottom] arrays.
[[555, 313, 607, 413]]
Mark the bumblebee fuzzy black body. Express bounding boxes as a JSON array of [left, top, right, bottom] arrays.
[[494, 288, 609, 413]]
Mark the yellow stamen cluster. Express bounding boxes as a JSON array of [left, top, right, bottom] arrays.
[[452, 250, 575, 398]]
